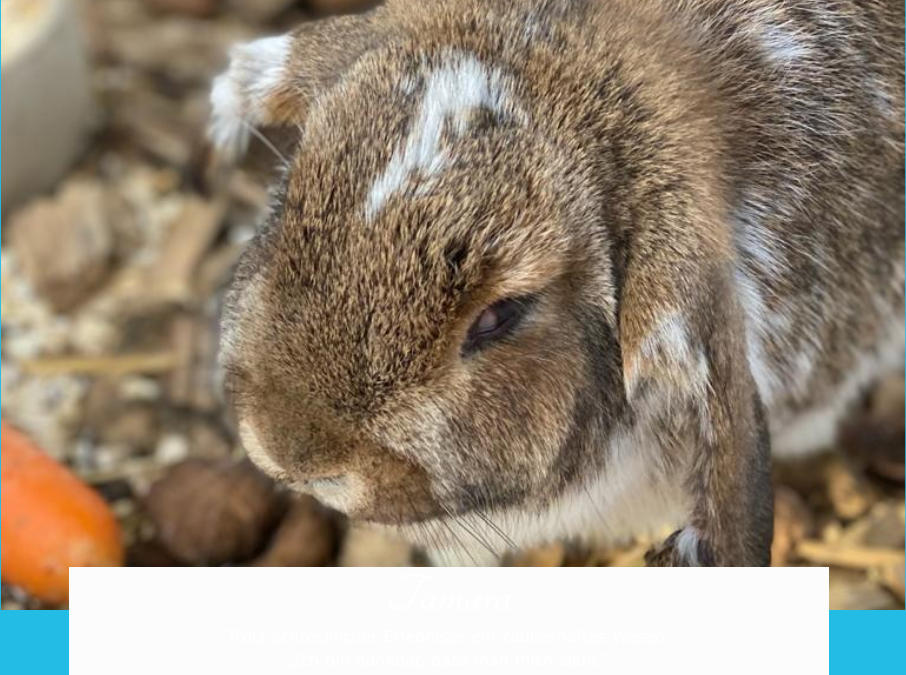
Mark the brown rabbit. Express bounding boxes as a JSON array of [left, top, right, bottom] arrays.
[[209, 0, 904, 565]]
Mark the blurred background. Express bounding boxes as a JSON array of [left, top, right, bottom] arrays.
[[1, 0, 903, 609]]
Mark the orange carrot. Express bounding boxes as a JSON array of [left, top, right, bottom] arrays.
[[1, 422, 124, 605]]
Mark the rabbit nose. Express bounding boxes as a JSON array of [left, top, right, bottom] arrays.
[[301, 475, 347, 490], [293, 474, 361, 513]]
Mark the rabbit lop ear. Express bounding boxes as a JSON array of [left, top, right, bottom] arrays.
[[208, 11, 388, 160], [618, 205, 774, 566]]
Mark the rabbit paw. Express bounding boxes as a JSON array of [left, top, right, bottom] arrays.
[[645, 527, 715, 567]]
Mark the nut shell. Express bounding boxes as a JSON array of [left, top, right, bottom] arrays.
[[252, 496, 338, 567], [145, 458, 285, 565]]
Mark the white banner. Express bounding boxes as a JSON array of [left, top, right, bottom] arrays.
[[70, 567, 828, 674]]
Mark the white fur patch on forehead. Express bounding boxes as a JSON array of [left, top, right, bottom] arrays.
[[739, 7, 813, 66], [209, 34, 291, 160], [364, 51, 513, 222], [758, 23, 811, 64]]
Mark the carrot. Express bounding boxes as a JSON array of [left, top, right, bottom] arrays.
[[1, 422, 124, 605]]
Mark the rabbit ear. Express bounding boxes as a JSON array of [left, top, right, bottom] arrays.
[[618, 213, 774, 565], [208, 12, 387, 160], [618, 222, 728, 406]]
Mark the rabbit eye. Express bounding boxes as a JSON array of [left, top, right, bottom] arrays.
[[461, 296, 535, 356]]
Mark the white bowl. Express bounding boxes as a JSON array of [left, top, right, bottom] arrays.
[[2, 0, 95, 214]]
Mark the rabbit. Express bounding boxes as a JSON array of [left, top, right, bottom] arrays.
[[208, 0, 904, 566]]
